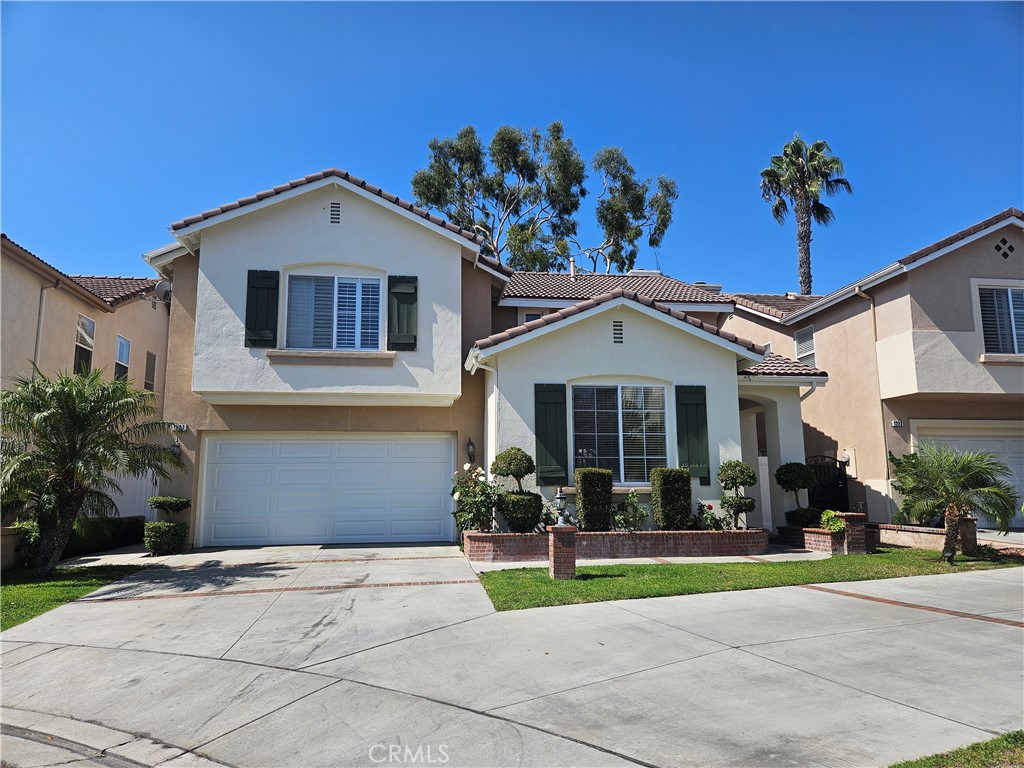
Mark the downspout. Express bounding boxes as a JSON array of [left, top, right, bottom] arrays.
[[854, 286, 892, 517], [799, 380, 819, 401], [33, 279, 60, 366]]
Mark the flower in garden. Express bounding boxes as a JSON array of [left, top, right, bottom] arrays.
[[453, 491, 461, 501], [463, 463, 471, 471]]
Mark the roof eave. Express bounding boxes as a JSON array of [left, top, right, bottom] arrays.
[[738, 374, 829, 387]]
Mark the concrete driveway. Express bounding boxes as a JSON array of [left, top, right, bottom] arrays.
[[2, 546, 1022, 768]]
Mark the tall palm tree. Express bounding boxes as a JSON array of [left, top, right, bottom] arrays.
[[760, 134, 852, 295], [1, 369, 183, 574], [890, 441, 1019, 563]]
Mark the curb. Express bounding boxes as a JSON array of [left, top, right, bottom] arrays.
[[0, 707, 229, 767]]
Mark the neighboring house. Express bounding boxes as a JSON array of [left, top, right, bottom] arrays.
[[146, 168, 823, 548], [1, 233, 171, 519], [722, 208, 1024, 526]]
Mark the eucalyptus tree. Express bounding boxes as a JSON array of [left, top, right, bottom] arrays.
[[760, 134, 852, 294], [412, 122, 677, 273]]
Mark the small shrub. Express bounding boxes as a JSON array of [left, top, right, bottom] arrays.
[[501, 492, 543, 532], [651, 467, 693, 530], [614, 489, 648, 531], [574, 468, 613, 531], [775, 462, 816, 509], [147, 496, 191, 515], [784, 507, 824, 528], [820, 509, 847, 533], [697, 500, 727, 530], [63, 516, 145, 558], [720, 495, 756, 529], [452, 465, 500, 532], [11, 518, 40, 565], [490, 447, 536, 492], [143, 521, 189, 555]]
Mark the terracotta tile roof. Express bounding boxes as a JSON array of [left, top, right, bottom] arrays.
[[2, 234, 156, 309], [474, 288, 765, 355], [729, 293, 824, 319], [738, 352, 827, 378], [68, 276, 159, 306], [169, 168, 488, 249], [503, 272, 731, 303], [898, 207, 1023, 266]]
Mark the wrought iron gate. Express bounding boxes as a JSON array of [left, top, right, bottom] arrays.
[[805, 455, 850, 512]]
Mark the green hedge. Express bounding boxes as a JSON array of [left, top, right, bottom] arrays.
[[501, 492, 544, 533], [784, 507, 824, 528], [63, 516, 146, 558], [651, 467, 693, 530], [143, 521, 189, 555], [573, 468, 613, 531]]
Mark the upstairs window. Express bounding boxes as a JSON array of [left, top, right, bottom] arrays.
[[286, 275, 381, 351], [75, 315, 95, 374], [144, 352, 157, 391], [979, 287, 1024, 354], [115, 336, 130, 380], [572, 385, 667, 484], [795, 326, 815, 368]]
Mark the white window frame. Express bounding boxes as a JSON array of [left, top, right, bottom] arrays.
[[115, 335, 131, 379], [284, 274, 384, 351], [976, 283, 1024, 354], [144, 351, 157, 391], [569, 383, 669, 485], [794, 325, 815, 367], [75, 314, 95, 373]]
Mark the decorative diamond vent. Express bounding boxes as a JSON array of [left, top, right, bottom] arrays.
[[329, 202, 342, 224], [612, 320, 624, 344], [994, 237, 1015, 259]]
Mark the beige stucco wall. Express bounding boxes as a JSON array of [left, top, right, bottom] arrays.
[[161, 245, 487, 543], [1, 252, 169, 408], [477, 302, 747, 503], [190, 184, 467, 402]]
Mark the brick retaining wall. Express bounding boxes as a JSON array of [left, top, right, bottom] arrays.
[[776, 526, 845, 554], [464, 529, 769, 562]]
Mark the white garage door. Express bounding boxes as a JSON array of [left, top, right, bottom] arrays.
[[199, 433, 455, 546], [920, 429, 1024, 529]]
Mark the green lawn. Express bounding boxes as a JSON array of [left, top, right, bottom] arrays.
[[1, 565, 143, 631], [479, 547, 1020, 611], [890, 731, 1024, 768]]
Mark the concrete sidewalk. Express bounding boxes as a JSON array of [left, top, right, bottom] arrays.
[[3, 545, 1021, 767]]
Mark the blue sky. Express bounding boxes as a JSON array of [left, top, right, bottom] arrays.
[[2, 2, 1021, 295]]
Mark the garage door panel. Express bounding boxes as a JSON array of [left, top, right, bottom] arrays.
[[201, 433, 455, 546]]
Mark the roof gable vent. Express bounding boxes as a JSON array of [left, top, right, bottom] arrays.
[[329, 201, 341, 224], [994, 237, 1015, 259], [612, 319, 624, 344]]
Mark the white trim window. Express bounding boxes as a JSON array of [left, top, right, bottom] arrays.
[[979, 286, 1024, 354], [285, 275, 382, 351], [114, 335, 130, 380], [75, 315, 95, 374], [794, 326, 815, 368], [571, 385, 667, 484]]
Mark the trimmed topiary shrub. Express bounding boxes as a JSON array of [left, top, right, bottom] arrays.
[[720, 496, 756, 530], [490, 447, 536, 492], [718, 459, 758, 529], [147, 496, 191, 515], [775, 462, 816, 510], [143, 521, 189, 555], [573, 468, 613, 531], [501, 492, 544, 533], [784, 507, 824, 528], [651, 467, 693, 530]]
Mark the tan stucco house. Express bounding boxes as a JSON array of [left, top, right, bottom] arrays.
[[1, 233, 171, 518], [722, 208, 1024, 527], [146, 168, 822, 548]]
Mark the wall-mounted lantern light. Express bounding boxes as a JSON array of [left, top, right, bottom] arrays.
[[169, 437, 182, 459], [466, 437, 476, 464]]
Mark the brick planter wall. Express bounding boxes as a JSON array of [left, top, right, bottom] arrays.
[[776, 526, 845, 554], [869, 518, 978, 552], [464, 529, 769, 562]]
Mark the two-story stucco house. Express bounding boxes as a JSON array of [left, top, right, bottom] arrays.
[[722, 208, 1024, 527], [1, 233, 171, 519], [146, 169, 824, 548]]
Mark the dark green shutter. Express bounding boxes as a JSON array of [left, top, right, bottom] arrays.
[[387, 276, 417, 351], [535, 384, 569, 485], [244, 270, 279, 348], [676, 385, 710, 482]]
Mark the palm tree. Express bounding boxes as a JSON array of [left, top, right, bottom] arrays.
[[890, 441, 1019, 563], [1, 369, 183, 574], [760, 134, 852, 295]]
